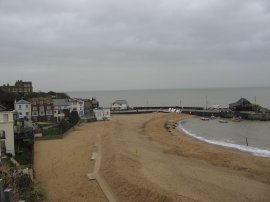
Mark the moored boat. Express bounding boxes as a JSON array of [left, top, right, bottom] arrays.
[[201, 117, 210, 121]]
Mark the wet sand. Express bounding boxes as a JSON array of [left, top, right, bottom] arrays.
[[35, 113, 270, 202]]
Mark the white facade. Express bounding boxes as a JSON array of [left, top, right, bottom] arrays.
[[0, 111, 15, 157], [69, 99, 85, 117], [94, 109, 104, 121], [103, 109, 111, 120], [111, 100, 129, 110], [53, 99, 70, 121], [53, 106, 66, 121], [94, 108, 111, 121], [14, 100, 31, 120]]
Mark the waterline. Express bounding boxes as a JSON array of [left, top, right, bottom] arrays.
[[178, 121, 270, 157]]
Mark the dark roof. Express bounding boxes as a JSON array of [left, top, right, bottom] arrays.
[[0, 105, 7, 111], [16, 99, 31, 104], [53, 99, 69, 106], [229, 98, 252, 108], [113, 100, 128, 105]]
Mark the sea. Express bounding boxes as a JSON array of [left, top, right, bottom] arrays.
[[68, 87, 270, 157]]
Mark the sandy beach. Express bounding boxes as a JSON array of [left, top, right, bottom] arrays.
[[34, 113, 270, 202]]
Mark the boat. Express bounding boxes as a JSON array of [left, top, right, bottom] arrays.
[[210, 115, 216, 119], [219, 119, 228, 123], [231, 116, 242, 122], [201, 117, 210, 121]]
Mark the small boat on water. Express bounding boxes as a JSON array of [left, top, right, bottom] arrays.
[[201, 117, 210, 121], [219, 119, 228, 123], [210, 115, 216, 119]]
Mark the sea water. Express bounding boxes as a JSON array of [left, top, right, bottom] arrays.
[[179, 117, 270, 157], [68, 87, 270, 109], [67, 87, 270, 157]]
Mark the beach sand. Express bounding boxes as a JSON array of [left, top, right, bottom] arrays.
[[34, 113, 270, 202]]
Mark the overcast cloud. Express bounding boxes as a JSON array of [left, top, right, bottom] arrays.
[[0, 0, 270, 91]]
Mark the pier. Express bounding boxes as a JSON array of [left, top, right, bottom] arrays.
[[110, 106, 234, 118]]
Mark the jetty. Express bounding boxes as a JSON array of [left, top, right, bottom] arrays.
[[110, 98, 270, 121], [110, 106, 233, 118], [111, 106, 204, 115]]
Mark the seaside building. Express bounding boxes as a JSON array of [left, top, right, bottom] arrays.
[[0, 105, 15, 158], [53, 99, 70, 122], [31, 98, 54, 122], [111, 100, 129, 111], [0, 80, 33, 93], [84, 98, 99, 117], [14, 99, 31, 120], [69, 99, 85, 117], [93, 108, 111, 121], [229, 98, 253, 111]]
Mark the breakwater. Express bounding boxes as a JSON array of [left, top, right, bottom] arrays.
[[111, 106, 270, 121], [111, 106, 204, 114]]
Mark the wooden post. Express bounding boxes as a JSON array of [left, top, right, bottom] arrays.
[[246, 137, 249, 146], [0, 179, 5, 202], [4, 188, 13, 202]]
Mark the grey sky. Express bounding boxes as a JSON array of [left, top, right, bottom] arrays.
[[1, 0, 270, 91]]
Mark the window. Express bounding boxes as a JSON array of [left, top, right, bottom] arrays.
[[40, 101, 43, 105], [39, 106, 44, 111], [19, 105, 22, 109], [0, 131, 5, 139], [0, 130, 6, 140], [26, 105, 28, 109], [26, 112, 29, 116], [47, 106, 51, 110], [3, 114, 8, 122], [32, 111, 38, 116], [33, 107, 37, 111]]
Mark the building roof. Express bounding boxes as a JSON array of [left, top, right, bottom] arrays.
[[113, 100, 128, 105], [229, 98, 251, 108], [0, 105, 7, 111], [16, 99, 31, 105], [53, 99, 69, 106], [31, 97, 52, 101]]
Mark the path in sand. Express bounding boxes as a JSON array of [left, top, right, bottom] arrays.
[[34, 123, 108, 202]]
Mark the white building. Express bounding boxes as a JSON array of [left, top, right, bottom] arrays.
[[0, 105, 15, 158], [111, 100, 129, 111], [93, 108, 111, 121], [53, 99, 70, 121], [69, 99, 85, 117], [14, 99, 31, 120]]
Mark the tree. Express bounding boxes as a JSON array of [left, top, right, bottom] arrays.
[[0, 89, 19, 110], [69, 111, 80, 125], [59, 119, 71, 133]]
